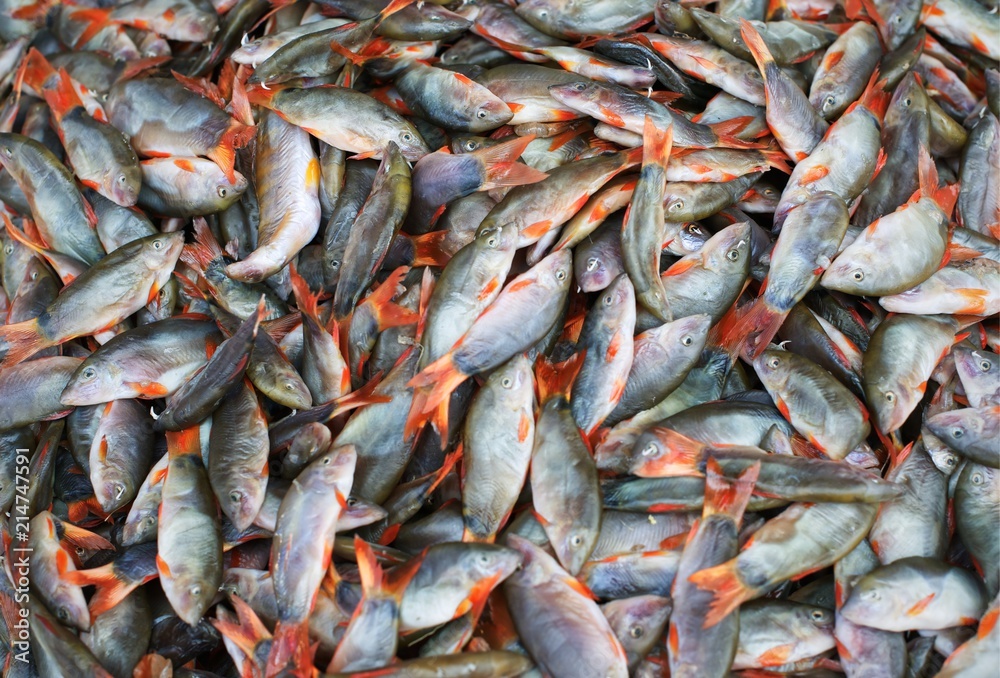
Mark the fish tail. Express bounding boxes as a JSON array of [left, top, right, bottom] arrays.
[[710, 119, 766, 149], [0, 317, 50, 367], [41, 68, 83, 121], [289, 263, 321, 324], [534, 352, 585, 403], [266, 620, 312, 678], [858, 69, 890, 121], [208, 120, 256, 185], [165, 426, 202, 459], [19, 47, 57, 93], [623, 143, 645, 167], [116, 56, 171, 84], [211, 595, 272, 660], [9, 0, 54, 21], [68, 7, 113, 49], [480, 137, 549, 190], [61, 564, 133, 618], [377, 0, 415, 23], [411, 230, 452, 268], [762, 147, 792, 174], [915, 145, 959, 215], [365, 266, 419, 330], [642, 116, 673, 168], [57, 519, 114, 550], [687, 559, 753, 627], [703, 458, 760, 523], [404, 355, 468, 439], [739, 19, 776, 72], [180, 218, 225, 272], [718, 296, 786, 360]]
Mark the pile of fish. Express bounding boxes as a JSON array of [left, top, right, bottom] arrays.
[[0, 0, 997, 674]]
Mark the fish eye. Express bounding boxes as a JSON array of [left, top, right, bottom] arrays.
[[56, 608, 70, 622], [190, 585, 201, 597], [322, 455, 332, 464], [685, 224, 702, 235], [981, 360, 992, 372], [903, 97, 912, 106], [4, 244, 12, 255], [603, 293, 613, 306], [810, 609, 828, 623], [2, 147, 11, 157], [75, 546, 86, 557], [893, 13, 902, 21], [330, 260, 340, 269], [218, 187, 228, 198], [464, 140, 478, 151], [29, 270, 37, 280], [571, 82, 587, 92], [346, 496, 358, 506], [402, 133, 413, 142], [478, 554, 490, 565], [537, 9, 548, 17], [824, 95, 836, 109], [476, 109, 488, 119], [681, 335, 693, 346], [952, 428, 964, 438], [629, 626, 644, 638], [118, 175, 127, 184], [152, 239, 164, 250], [229, 490, 242, 503], [668, 200, 684, 212], [865, 590, 880, 601], [115, 483, 126, 500], [501, 377, 513, 388], [972, 471, 984, 484], [284, 382, 296, 391], [884, 391, 896, 403], [586, 257, 599, 272], [82, 366, 97, 379], [852, 269, 864, 281], [768, 357, 780, 369], [726, 249, 740, 261], [145, 516, 156, 526], [641, 443, 658, 457], [555, 269, 567, 281], [486, 235, 498, 248], [569, 535, 583, 547], [763, 187, 776, 196]]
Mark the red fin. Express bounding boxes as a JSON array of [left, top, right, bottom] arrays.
[[642, 116, 673, 168], [703, 458, 760, 522], [0, 317, 48, 367], [662, 257, 698, 277], [978, 606, 999, 639], [410, 230, 451, 268], [906, 592, 935, 616], [43, 67, 85, 122], [62, 563, 135, 618], [632, 427, 706, 476], [207, 121, 255, 184], [179, 218, 225, 273], [858, 69, 890, 122], [757, 644, 793, 667], [171, 70, 225, 109], [740, 19, 775, 72], [266, 620, 314, 677], [565, 576, 599, 601], [404, 355, 468, 440], [480, 138, 549, 189], [720, 297, 786, 360], [762, 148, 792, 174], [361, 267, 418, 330], [165, 427, 201, 458], [822, 50, 845, 70], [68, 7, 112, 49], [688, 559, 752, 627], [289, 263, 321, 325], [534, 352, 585, 403]]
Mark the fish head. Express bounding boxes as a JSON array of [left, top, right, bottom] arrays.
[[93, 465, 136, 514], [461, 544, 523, 590], [535, 248, 574, 292], [703, 222, 752, 274], [628, 428, 672, 476], [598, 273, 635, 315], [753, 349, 793, 392], [822, 247, 877, 296], [502, 534, 551, 585], [665, 313, 713, 355], [221, 480, 268, 534], [104, 153, 142, 207], [866, 373, 918, 433], [162, 564, 216, 626], [60, 359, 123, 406], [548, 81, 602, 110], [958, 463, 998, 501], [121, 506, 158, 546], [953, 345, 998, 391], [926, 409, 988, 450], [603, 595, 671, 667], [392, 125, 430, 162], [673, 222, 709, 256], [471, 97, 514, 131]]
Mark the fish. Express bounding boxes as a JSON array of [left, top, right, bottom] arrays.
[[0, 4, 996, 675]]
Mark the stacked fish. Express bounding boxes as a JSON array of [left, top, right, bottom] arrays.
[[0, 0, 997, 674]]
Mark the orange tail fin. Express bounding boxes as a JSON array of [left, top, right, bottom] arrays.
[[686, 558, 754, 627], [720, 296, 787, 360], [0, 317, 49, 367], [404, 355, 469, 439], [411, 230, 452, 268], [480, 135, 549, 190], [68, 7, 114, 49], [19, 47, 57, 95], [61, 564, 135, 619], [642, 116, 673, 168], [703, 458, 760, 523], [207, 121, 256, 185], [739, 19, 776, 73], [534, 352, 585, 403], [266, 620, 313, 678], [179, 218, 226, 272], [361, 266, 419, 330]]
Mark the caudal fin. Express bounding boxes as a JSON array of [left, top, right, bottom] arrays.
[[642, 116, 673, 168], [266, 620, 313, 678], [0, 317, 50, 368], [718, 295, 786, 360], [180, 218, 226, 273], [686, 558, 754, 627], [535, 352, 585, 403], [207, 120, 256, 184], [479, 135, 549, 190], [739, 19, 776, 76], [404, 355, 470, 439], [61, 563, 136, 619], [360, 266, 419, 331], [703, 458, 760, 523], [411, 230, 452, 268]]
